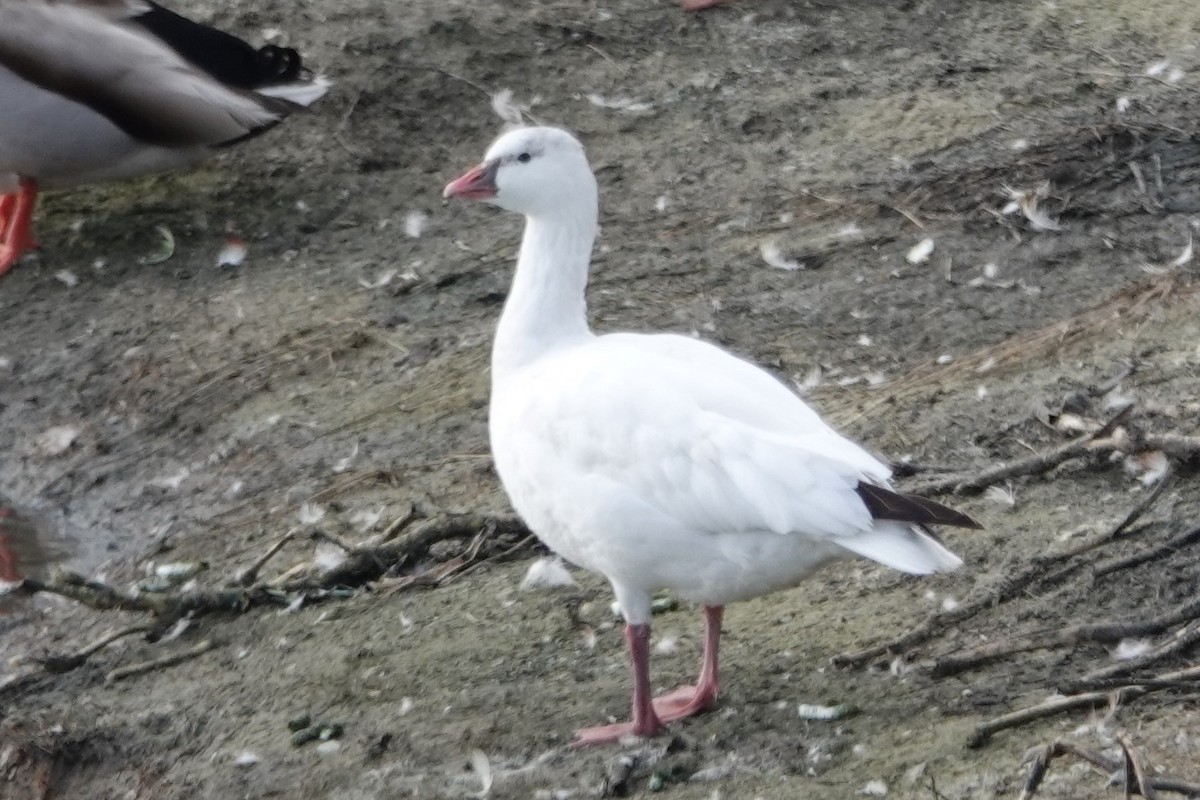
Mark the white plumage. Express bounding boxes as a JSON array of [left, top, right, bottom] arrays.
[[445, 126, 977, 745]]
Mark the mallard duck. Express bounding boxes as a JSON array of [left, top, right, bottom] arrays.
[[0, 0, 329, 278]]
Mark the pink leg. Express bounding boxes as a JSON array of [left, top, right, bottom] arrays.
[[646, 605, 722, 718], [0, 179, 39, 278], [0, 194, 14, 239], [572, 605, 724, 746]]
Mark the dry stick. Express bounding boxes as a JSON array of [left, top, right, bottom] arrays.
[[931, 594, 1200, 678], [233, 527, 299, 586], [1019, 740, 1200, 799], [105, 639, 214, 683], [910, 406, 1133, 495], [1119, 734, 1160, 800], [38, 623, 153, 674], [832, 489, 1173, 669], [1064, 620, 1200, 693], [968, 663, 1200, 748], [1093, 522, 1200, 578], [279, 513, 527, 591]]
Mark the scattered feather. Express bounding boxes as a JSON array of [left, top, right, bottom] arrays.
[[976, 356, 997, 374], [470, 749, 494, 798], [794, 365, 823, 394], [975, 385, 989, 400], [399, 697, 414, 715], [1101, 389, 1135, 413], [797, 703, 858, 721], [234, 751, 261, 768], [654, 636, 678, 654], [982, 262, 1000, 280], [404, 211, 429, 238], [138, 225, 176, 265], [936, 354, 953, 365], [359, 269, 397, 289], [156, 562, 205, 581], [314, 541, 347, 573], [1054, 413, 1092, 434], [905, 238, 935, 264], [860, 779, 888, 796], [1009, 138, 1029, 151], [298, 503, 326, 526], [150, 467, 189, 490], [857, 334, 873, 347], [54, 269, 79, 287], [1005, 184, 1062, 231], [654, 195, 669, 213], [940, 596, 960, 612], [1173, 234, 1194, 267], [490, 89, 524, 127], [760, 238, 803, 271], [584, 93, 652, 113], [1146, 60, 1170, 77], [33, 425, 80, 456], [579, 627, 597, 650], [1168, 67, 1185, 83], [216, 236, 247, 268], [350, 508, 383, 532], [1125, 450, 1169, 485], [315, 740, 341, 755], [279, 595, 306, 615], [333, 443, 359, 474], [690, 764, 733, 782], [520, 557, 577, 590], [985, 484, 1016, 508], [837, 223, 863, 239], [1116, 96, 1132, 113], [1113, 638, 1153, 661], [158, 617, 192, 642]]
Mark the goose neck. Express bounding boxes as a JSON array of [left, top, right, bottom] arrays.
[[492, 210, 596, 379]]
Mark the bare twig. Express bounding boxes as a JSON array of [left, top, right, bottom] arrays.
[[38, 623, 153, 673], [969, 663, 1200, 748], [931, 594, 1200, 678], [1064, 620, 1200, 693], [1093, 522, 1200, 578], [105, 639, 214, 683], [1019, 738, 1200, 798], [1118, 734, 1159, 800], [910, 407, 1133, 495], [833, 492, 1179, 669], [233, 527, 299, 586]]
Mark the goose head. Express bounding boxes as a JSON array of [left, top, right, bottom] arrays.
[[444, 126, 596, 218]]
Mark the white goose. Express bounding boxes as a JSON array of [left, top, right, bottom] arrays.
[[0, 0, 330, 278], [444, 127, 979, 746]]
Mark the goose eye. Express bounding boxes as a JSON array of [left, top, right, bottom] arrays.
[[517, 152, 532, 164]]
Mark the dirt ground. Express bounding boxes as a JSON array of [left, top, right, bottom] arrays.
[[3, 0, 1200, 797]]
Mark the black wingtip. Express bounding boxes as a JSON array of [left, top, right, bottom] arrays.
[[855, 482, 983, 530], [134, 2, 305, 89]]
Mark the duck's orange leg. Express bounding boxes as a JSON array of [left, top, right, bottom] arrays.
[[0, 179, 40, 278]]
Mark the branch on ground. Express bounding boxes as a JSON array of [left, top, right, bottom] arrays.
[[5, 511, 531, 696]]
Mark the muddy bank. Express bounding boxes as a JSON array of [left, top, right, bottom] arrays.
[[2, 0, 1200, 797]]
